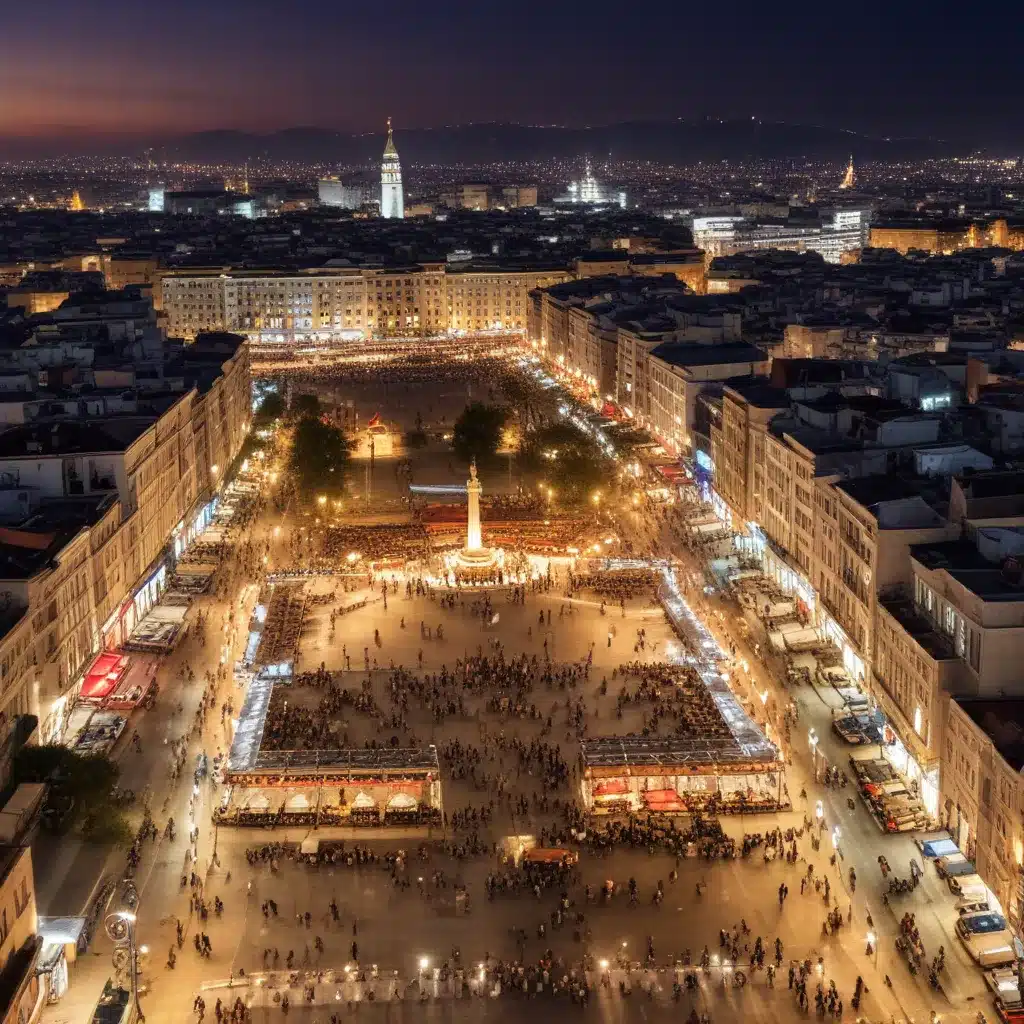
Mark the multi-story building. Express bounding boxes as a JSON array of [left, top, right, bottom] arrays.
[[710, 382, 789, 526], [163, 265, 570, 341], [317, 179, 365, 210], [638, 343, 767, 454], [940, 698, 1024, 932], [870, 218, 1015, 255], [0, 845, 41, 1024], [693, 209, 870, 263], [0, 291, 250, 743]]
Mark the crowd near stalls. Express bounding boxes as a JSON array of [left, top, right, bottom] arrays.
[[581, 733, 786, 818], [253, 337, 521, 374], [220, 673, 442, 828], [420, 500, 589, 557], [567, 562, 661, 601]]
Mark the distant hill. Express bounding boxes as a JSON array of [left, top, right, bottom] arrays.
[[0, 119, 954, 164]]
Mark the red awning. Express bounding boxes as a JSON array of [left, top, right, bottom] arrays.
[[80, 652, 131, 701], [643, 789, 687, 811], [593, 779, 629, 796]]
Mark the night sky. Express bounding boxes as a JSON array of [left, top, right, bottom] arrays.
[[2, 0, 1022, 144]]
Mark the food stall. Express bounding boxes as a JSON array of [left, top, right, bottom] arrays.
[[581, 736, 787, 817]]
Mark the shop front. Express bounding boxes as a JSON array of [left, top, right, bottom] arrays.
[[98, 564, 169, 652], [757, 533, 817, 623], [172, 498, 219, 560], [868, 682, 941, 818]]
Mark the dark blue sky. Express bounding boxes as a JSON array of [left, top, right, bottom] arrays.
[[2, 0, 1022, 144]]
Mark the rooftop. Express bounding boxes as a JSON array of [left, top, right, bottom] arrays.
[[649, 341, 766, 369], [911, 538, 1024, 602], [725, 380, 790, 410], [878, 595, 957, 661], [0, 417, 157, 458], [955, 470, 1024, 501], [955, 698, 1024, 772]]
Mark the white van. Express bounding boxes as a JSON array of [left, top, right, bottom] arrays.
[[956, 911, 1018, 966]]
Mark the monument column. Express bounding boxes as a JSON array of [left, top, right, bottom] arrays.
[[466, 460, 482, 551]]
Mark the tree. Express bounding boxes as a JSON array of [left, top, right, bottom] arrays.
[[291, 393, 321, 418], [255, 392, 285, 422], [13, 745, 130, 844], [451, 402, 508, 466], [501, 375, 534, 427], [520, 422, 606, 503], [289, 416, 354, 497]]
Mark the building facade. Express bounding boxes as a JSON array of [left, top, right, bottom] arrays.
[[162, 266, 571, 340]]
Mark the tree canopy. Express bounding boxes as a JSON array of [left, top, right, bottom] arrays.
[[520, 422, 607, 503], [289, 416, 354, 498], [291, 392, 322, 418], [254, 392, 285, 422], [451, 402, 508, 466], [13, 745, 130, 843]]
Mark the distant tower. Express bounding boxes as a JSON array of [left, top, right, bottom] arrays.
[[68, 190, 84, 211], [839, 155, 856, 190], [380, 118, 404, 219], [241, 162, 250, 195]]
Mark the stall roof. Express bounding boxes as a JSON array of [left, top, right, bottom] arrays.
[[230, 746, 440, 776], [581, 735, 781, 770], [227, 673, 440, 776]]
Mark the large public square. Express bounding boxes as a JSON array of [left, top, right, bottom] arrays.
[[36, 358, 991, 1024]]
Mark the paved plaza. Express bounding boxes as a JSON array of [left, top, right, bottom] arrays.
[[36, 368, 989, 1024]]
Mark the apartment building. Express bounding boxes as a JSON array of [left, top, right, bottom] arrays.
[[447, 268, 567, 333], [872, 593, 957, 797], [0, 845, 40, 1024], [0, 297, 250, 743], [870, 218, 1014, 255], [159, 270, 228, 337], [161, 265, 570, 340], [942, 698, 1024, 930], [640, 343, 767, 454], [709, 382, 789, 526]]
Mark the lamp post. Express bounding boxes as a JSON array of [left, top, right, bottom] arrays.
[[808, 728, 820, 782], [106, 881, 143, 1023]]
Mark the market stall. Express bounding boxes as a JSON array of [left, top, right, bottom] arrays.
[[79, 653, 131, 703], [581, 736, 786, 817], [123, 603, 189, 653], [219, 698, 444, 829]]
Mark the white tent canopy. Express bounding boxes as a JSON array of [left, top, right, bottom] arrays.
[[387, 792, 418, 809]]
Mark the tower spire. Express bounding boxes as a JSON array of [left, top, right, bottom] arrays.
[[380, 118, 404, 218], [840, 155, 855, 190]]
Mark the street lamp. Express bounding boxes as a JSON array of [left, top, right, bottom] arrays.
[[866, 931, 877, 964], [105, 886, 142, 1023], [808, 728, 820, 781]]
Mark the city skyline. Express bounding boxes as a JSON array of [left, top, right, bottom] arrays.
[[3, 0, 1024, 148]]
